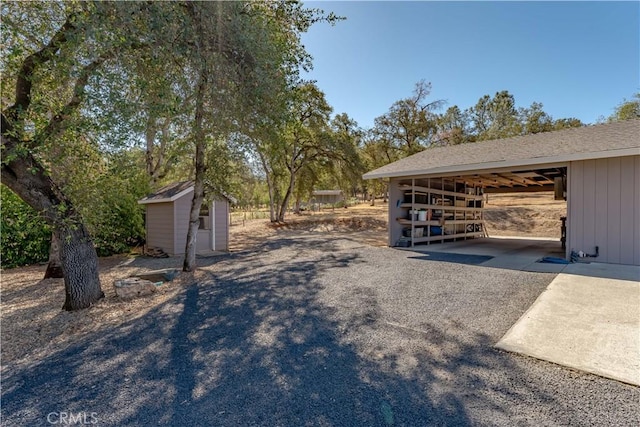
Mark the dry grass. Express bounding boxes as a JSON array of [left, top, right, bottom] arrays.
[[1, 197, 563, 368], [1, 256, 198, 367], [484, 192, 566, 238]]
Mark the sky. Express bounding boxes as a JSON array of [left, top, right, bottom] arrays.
[[300, 1, 640, 129]]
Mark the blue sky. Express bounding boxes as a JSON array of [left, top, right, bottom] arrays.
[[300, 1, 639, 129]]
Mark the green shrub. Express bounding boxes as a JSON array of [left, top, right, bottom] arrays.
[[1, 185, 51, 268], [89, 186, 145, 257]]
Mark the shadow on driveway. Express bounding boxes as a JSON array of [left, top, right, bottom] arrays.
[[3, 237, 556, 426]]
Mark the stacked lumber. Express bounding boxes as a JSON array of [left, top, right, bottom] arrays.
[[144, 246, 169, 258]]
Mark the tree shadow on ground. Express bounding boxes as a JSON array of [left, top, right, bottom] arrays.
[[3, 237, 560, 426]]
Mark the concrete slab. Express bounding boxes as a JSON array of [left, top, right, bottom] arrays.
[[521, 262, 568, 274], [405, 237, 567, 271], [496, 264, 640, 385]]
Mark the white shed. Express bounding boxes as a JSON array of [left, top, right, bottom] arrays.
[[138, 181, 232, 255]]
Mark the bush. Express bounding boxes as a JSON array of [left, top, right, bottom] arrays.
[[1, 185, 51, 268], [89, 186, 145, 257]]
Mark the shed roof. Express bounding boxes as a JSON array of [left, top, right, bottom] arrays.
[[363, 119, 640, 180], [138, 181, 194, 204], [138, 181, 237, 205]]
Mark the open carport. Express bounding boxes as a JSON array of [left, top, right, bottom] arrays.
[[363, 119, 640, 266]]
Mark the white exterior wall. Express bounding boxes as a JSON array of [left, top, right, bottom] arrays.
[[567, 155, 640, 265], [197, 201, 213, 253]]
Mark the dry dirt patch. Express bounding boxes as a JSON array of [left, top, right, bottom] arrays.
[[229, 204, 388, 251], [1, 257, 199, 366], [484, 192, 566, 238]]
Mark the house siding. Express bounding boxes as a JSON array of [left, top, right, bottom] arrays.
[[197, 229, 211, 252], [213, 199, 229, 251], [145, 203, 174, 255], [388, 179, 403, 246], [173, 192, 193, 255], [568, 155, 640, 265]]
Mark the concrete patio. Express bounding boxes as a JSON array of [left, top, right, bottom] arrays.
[[497, 262, 640, 386]]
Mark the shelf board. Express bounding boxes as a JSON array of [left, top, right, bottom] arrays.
[[441, 220, 483, 225], [397, 219, 440, 226], [397, 219, 483, 226], [399, 203, 483, 212], [398, 184, 483, 200], [412, 231, 484, 243]]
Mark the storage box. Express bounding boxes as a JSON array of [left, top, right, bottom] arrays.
[[403, 193, 428, 204], [434, 198, 452, 206], [395, 237, 411, 247], [403, 227, 424, 237]]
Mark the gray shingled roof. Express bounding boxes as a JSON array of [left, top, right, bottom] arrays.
[[138, 181, 237, 205], [139, 181, 193, 203], [363, 119, 640, 179]]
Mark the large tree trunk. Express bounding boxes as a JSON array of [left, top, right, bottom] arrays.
[[44, 230, 64, 279], [1, 15, 107, 310], [183, 175, 205, 272], [257, 151, 277, 223], [277, 169, 295, 223], [1, 132, 103, 310], [61, 223, 104, 310], [183, 69, 207, 272]]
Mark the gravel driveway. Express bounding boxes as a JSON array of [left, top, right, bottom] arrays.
[[2, 232, 638, 426]]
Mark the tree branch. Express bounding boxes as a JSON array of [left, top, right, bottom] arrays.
[[5, 17, 76, 121], [35, 48, 117, 145]]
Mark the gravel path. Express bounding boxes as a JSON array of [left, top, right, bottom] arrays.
[[2, 232, 638, 426]]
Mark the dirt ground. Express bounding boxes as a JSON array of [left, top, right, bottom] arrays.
[[228, 192, 566, 249], [483, 192, 566, 238], [1, 194, 564, 367]]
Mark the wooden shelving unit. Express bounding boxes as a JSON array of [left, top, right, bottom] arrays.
[[390, 177, 487, 248]]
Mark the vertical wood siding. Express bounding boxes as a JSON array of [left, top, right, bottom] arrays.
[[197, 229, 211, 252], [388, 179, 403, 246], [145, 203, 174, 255], [173, 193, 193, 255], [213, 200, 229, 251], [568, 155, 640, 265]]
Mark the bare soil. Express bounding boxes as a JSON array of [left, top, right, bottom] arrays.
[[484, 192, 566, 238], [1, 194, 564, 367]]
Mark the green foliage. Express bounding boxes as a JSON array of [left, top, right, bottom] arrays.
[[436, 106, 471, 145], [372, 80, 444, 154], [88, 180, 145, 256], [83, 151, 148, 256], [249, 82, 366, 221], [1, 185, 51, 268], [470, 91, 523, 140], [609, 93, 640, 122]]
